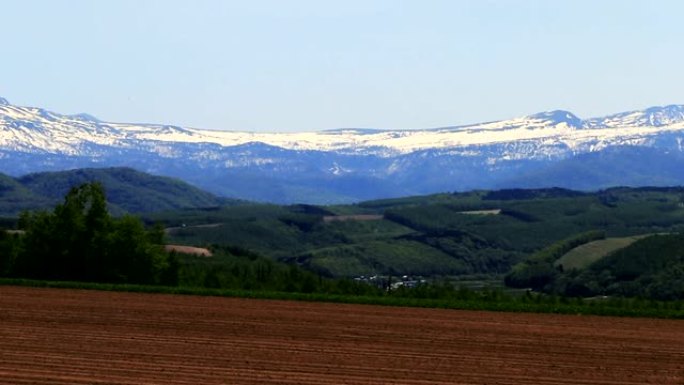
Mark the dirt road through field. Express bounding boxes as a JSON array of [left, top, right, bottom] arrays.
[[0, 286, 682, 384]]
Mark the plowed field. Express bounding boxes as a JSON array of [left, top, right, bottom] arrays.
[[1, 286, 683, 384]]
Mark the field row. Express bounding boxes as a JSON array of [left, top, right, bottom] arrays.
[[1, 286, 683, 384]]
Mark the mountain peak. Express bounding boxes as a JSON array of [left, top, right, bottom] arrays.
[[528, 110, 582, 127], [644, 104, 684, 112], [69, 113, 101, 122], [642, 105, 684, 126], [0, 97, 9, 106], [587, 104, 684, 128]]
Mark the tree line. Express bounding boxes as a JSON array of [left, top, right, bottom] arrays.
[[0, 183, 177, 285]]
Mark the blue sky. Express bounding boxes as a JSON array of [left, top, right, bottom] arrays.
[[2, 0, 683, 131]]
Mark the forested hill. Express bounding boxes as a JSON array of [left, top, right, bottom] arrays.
[[0, 168, 233, 215]]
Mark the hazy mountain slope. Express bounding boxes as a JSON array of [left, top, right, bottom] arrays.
[[0, 172, 53, 215], [0, 168, 228, 216], [501, 147, 684, 190]]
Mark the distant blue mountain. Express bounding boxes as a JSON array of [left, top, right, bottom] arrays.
[[530, 110, 583, 128], [2, 97, 684, 203]]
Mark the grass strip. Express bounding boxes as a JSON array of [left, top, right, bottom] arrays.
[[1, 277, 682, 319]]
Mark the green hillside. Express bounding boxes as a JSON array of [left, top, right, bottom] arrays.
[[4, 170, 684, 300], [0, 173, 53, 214], [151, 187, 684, 285], [548, 233, 684, 300], [0, 168, 233, 215]]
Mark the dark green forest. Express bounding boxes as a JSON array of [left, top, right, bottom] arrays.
[[149, 187, 684, 291], [508, 232, 684, 300], [0, 183, 174, 284], [0, 183, 378, 296]]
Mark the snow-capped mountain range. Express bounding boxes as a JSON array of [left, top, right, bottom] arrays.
[[2, 96, 684, 203]]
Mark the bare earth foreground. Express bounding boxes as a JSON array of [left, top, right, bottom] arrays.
[[1, 287, 683, 385]]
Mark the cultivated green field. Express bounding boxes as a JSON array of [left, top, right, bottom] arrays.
[[554, 235, 650, 271]]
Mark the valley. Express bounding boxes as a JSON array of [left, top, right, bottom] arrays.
[[151, 187, 684, 284], [3, 172, 684, 304]]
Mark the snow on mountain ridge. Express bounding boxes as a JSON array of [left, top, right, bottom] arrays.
[[1, 97, 684, 157], [584, 105, 684, 128], [5, 97, 684, 203]]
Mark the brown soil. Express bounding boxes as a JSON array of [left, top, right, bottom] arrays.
[[164, 244, 213, 257], [3, 229, 25, 235], [1, 286, 683, 384], [457, 209, 502, 215]]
